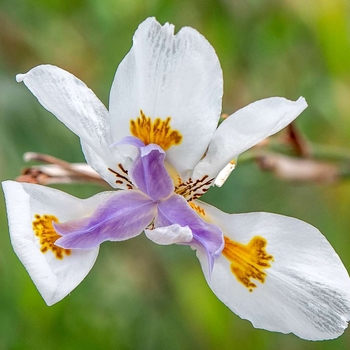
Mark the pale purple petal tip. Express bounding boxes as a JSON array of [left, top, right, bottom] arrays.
[[110, 136, 145, 149]]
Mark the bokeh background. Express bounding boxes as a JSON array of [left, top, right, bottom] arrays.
[[1, 0, 350, 349]]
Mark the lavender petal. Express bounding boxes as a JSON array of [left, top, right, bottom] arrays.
[[111, 135, 145, 149], [156, 194, 224, 272], [55, 190, 157, 249], [129, 143, 174, 201]]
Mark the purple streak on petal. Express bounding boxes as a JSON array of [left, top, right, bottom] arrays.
[[110, 136, 145, 149], [54, 190, 157, 249], [129, 143, 174, 201], [155, 194, 224, 273]]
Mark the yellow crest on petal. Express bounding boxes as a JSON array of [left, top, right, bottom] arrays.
[[189, 201, 207, 217], [223, 236, 274, 292], [130, 110, 182, 150], [33, 214, 71, 260]]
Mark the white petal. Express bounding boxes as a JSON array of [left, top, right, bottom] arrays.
[[17, 65, 125, 187], [196, 202, 350, 340], [193, 97, 307, 180], [109, 17, 223, 176], [145, 224, 193, 245], [2, 180, 115, 305]]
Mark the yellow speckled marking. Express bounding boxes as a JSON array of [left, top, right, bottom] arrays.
[[32, 214, 71, 260], [189, 202, 206, 217], [130, 110, 182, 150], [223, 236, 273, 292]]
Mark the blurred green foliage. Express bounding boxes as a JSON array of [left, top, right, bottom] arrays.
[[1, 0, 350, 349]]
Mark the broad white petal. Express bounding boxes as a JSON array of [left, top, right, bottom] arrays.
[[197, 202, 350, 340], [193, 97, 307, 180], [17, 65, 125, 185], [2, 180, 115, 306], [109, 17, 223, 176], [145, 224, 193, 245]]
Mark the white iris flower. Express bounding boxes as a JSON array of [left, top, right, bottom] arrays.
[[2, 17, 350, 341]]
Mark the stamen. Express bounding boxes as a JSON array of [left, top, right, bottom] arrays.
[[130, 110, 182, 150], [32, 214, 71, 259], [222, 236, 274, 292]]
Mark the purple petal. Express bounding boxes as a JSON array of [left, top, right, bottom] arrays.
[[55, 190, 157, 249], [129, 143, 174, 201], [155, 194, 224, 272], [110, 135, 145, 149]]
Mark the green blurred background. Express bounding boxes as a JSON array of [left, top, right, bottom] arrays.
[[1, 0, 350, 349]]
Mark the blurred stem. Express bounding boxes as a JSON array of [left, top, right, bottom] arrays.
[[17, 152, 108, 187], [309, 143, 350, 162], [236, 123, 350, 184], [240, 141, 350, 163]]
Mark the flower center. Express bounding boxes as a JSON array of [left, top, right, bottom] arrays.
[[130, 110, 182, 150], [175, 175, 213, 201], [32, 214, 71, 259], [222, 236, 274, 292]]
